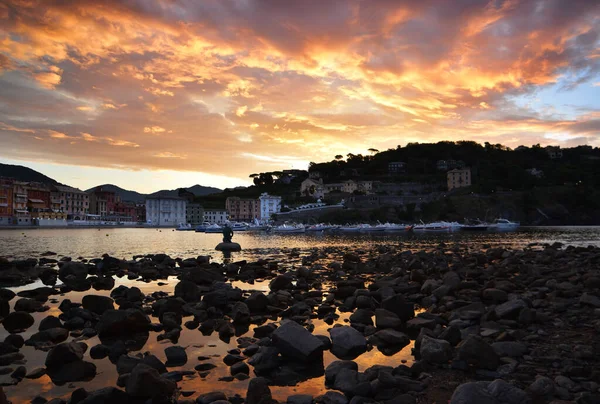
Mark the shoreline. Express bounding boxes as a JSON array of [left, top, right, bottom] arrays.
[[0, 244, 599, 403]]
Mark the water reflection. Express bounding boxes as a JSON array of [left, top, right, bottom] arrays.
[[1, 227, 600, 262]]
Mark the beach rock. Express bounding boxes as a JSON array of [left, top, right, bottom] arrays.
[[231, 302, 251, 324], [81, 295, 114, 315], [325, 360, 358, 384], [381, 295, 415, 322], [483, 289, 508, 303], [287, 395, 313, 404], [116, 354, 142, 375], [494, 299, 527, 319], [231, 361, 249, 375], [315, 391, 348, 404], [491, 342, 528, 358], [369, 329, 410, 348], [246, 377, 272, 404], [95, 309, 150, 337], [26, 327, 69, 347], [14, 298, 44, 312], [125, 363, 176, 398], [246, 292, 269, 312], [420, 335, 452, 364], [349, 309, 373, 326], [189, 267, 225, 285], [450, 379, 531, 404], [165, 346, 187, 367], [375, 309, 402, 329], [270, 274, 293, 291], [248, 346, 280, 373], [528, 376, 555, 399], [196, 392, 227, 404], [457, 336, 500, 370], [45, 341, 86, 368], [215, 242, 241, 252], [25, 368, 46, 379], [580, 293, 600, 308], [2, 311, 34, 333], [77, 387, 128, 404], [90, 344, 110, 359], [142, 354, 167, 374], [39, 316, 62, 331], [329, 326, 367, 359], [272, 320, 324, 362], [174, 280, 202, 302], [58, 262, 88, 281], [46, 359, 96, 385]]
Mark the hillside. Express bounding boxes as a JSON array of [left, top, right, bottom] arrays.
[[0, 163, 62, 185], [84, 184, 147, 203], [86, 184, 223, 203], [148, 185, 221, 199]]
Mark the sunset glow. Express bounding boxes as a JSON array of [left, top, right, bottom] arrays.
[[1, 0, 599, 190]]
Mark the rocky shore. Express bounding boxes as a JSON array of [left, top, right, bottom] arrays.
[[0, 243, 599, 404]]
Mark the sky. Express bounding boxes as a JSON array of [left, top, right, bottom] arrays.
[[0, 0, 599, 192]]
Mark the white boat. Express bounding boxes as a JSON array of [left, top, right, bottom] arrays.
[[359, 224, 386, 232], [230, 222, 248, 231], [412, 222, 452, 232], [338, 225, 362, 233], [272, 223, 306, 233], [491, 218, 520, 230], [204, 224, 223, 233], [381, 222, 409, 232], [306, 223, 335, 232], [195, 221, 211, 232], [176, 223, 194, 231]]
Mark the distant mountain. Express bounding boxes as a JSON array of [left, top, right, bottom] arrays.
[[148, 185, 222, 198], [86, 184, 222, 203], [84, 184, 147, 203], [0, 162, 63, 185]]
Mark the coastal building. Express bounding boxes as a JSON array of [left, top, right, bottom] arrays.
[[145, 196, 187, 227], [259, 193, 282, 221], [25, 182, 50, 217], [113, 201, 138, 222], [135, 204, 146, 223], [204, 209, 228, 224], [88, 186, 118, 216], [52, 185, 89, 218], [225, 197, 259, 221], [546, 146, 563, 159], [447, 168, 471, 191], [342, 180, 373, 194], [388, 162, 405, 174], [186, 203, 204, 225], [300, 178, 326, 199], [0, 178, 14, 225]]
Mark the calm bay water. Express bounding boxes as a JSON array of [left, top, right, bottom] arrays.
[[0, 226, 599, 262], [1, 226, 600, 402]]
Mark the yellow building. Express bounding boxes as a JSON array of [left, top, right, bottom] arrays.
[[447, 168, 471, 191]]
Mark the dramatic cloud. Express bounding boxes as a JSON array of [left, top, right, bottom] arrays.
[[0, 0, 599, 186]]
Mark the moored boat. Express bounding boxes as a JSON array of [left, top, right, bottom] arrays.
[[272, 223, 306, 233], [490, 218, 520, 230], [204, 224, 223, 233], [176, 223, 194, 231]]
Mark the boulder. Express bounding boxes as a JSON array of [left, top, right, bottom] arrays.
[[82, 295, 114, 315], [165, 346, 187, 367], [329, 326, 367, 359], [482, 289, 508, 303], [450, 379, 531, 404], [494, 299, 527, 319], [58, 262, 88, 281], [369, 329, 410, 348], [215, 242, 242, 252], [272, 320, 324, 362], [14, 298, 44, 312], [46, 360, 96, 385], [457, 336, 499, 370], [26, 327, 69, 347], [246, 292, 269, 312], [246, 377, 272, 404], [528, 376, 554, 399], [45, 341, 86, 368], [95, 309, 150, 337], [491, 342, 528, 358], [325, 360, 358, 384], [381, 295, 415, 322], [125, 363, 176, 398], [270, 275, 293, 291], [189, 267, 225, 285], [39, 316, 63, 331], [231, 302, 251, 324], [174, 280, 202, 302], [420, 335, 452, 364], [580, 293, 600, 308], [375, 309, 402, 329], [2, 311, 34, 332], [349, 309, 373, 326]]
